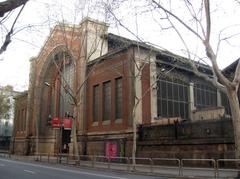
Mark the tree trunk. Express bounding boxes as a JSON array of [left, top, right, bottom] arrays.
[[72, 107, 79, 159], [227, 89, 240, 158], [132, 106, 137, 170]]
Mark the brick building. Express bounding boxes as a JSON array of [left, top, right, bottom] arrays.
[[11, 18, 236, 158]]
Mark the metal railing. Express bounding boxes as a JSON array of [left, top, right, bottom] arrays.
[[152, 158, 181, 176], [217, 159, 240, 178], [181, 158, 216, 178], [1, 153, 240, 178]]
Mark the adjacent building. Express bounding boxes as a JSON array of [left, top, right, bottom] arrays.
[[0, 86, 19, 150]]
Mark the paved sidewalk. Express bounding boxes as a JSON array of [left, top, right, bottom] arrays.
[[0, 153, 239, 178]]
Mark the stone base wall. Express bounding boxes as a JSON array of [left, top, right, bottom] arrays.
[[11, 138, 27, 155], [38, 141, 55, 154], [82, 132, 133, 158], [137, 118, 235, 160], [137, 140, 234, 159], [37, 137, 57, 154], [11, 119, 236, 160], [11, 136, 57, 155]]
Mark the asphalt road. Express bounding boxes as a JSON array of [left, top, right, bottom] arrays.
[[0, 158, 162, 179]]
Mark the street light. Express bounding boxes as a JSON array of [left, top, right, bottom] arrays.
[[44, 82, 51, 87]]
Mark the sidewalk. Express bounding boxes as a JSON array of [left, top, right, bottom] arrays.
[[0, 153, 238, 178]]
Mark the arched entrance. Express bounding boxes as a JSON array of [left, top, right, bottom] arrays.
[[38, 46, 75, 154]]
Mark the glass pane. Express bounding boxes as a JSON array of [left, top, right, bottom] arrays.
[[173, 85, 179, 100], [174, 102, 179, 117], [167, 82, 172, 99], [168, 101, 173, 117], [93, 85, 99, 122], [162, 100, 167, 117], [115, 78, 122, 119], [103, 81, 111, 121], [161, 80, 166, 99]]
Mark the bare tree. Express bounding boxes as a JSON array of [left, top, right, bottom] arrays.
[[150, 0, 240, 158], [106, 0, 240, 159], [101, 0, 240, 168]]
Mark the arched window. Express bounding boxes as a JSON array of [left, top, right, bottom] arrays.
[[58, 52, 74, 118], [43, 51, 74, 126]]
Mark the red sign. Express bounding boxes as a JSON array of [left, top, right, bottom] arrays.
[[52, 117, 60, 128], [105, 142, 117, 159], [63, 118, 72, 130]]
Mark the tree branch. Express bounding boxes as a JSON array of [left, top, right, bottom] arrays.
[[204, 0, 211, 43], [0, 3, 26, 55], [151, 0, 204, 42], [0, 0, 28, 17], [233, 59, 240, 89]]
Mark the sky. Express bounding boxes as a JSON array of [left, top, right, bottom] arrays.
[[0, 0, 239, 91]]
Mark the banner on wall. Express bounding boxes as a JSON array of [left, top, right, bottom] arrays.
[[105, 141, 117, 159], [52, 117, 61, 128], [63, 118, 72, 130]]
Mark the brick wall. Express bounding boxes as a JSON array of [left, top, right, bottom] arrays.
[[86, 49, 133, 133]]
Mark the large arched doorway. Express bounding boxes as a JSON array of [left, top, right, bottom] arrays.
[[40, 49, 75, 153]]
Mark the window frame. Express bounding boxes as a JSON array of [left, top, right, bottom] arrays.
[[115, 77, 123, 121], [102, 81, 111, 123]]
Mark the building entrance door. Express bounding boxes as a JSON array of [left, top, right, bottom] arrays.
[[62, 129, 71, 153]]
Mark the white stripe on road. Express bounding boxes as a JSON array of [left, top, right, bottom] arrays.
[[0, 158, 128, 179], [0, 164, 5, 167], [24, 170, 36, 174]]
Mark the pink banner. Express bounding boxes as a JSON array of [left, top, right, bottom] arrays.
[[106, 142, 117, 159]]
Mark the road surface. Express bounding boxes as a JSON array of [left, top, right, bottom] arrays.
[[0, 158, 162, 179]]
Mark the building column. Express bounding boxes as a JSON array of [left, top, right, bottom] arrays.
[[150, 58, 157, 123], [189, 82, 195, 120]]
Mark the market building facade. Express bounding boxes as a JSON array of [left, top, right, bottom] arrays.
[[11, 18, 237, 158]]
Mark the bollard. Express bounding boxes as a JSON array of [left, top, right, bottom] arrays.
[[127, 157, 130, 172], [150, 158, 153, 173], [92, 155, 95, 168], [108, 157, 111, 169], [213, 159, 217, 178], [78, 155, 80, 166], [180, 159, 183, 176], [216, 160, 219, 178], [59, 154, 62, 164]]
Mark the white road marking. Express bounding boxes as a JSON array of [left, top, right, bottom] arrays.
[[0, 158, 128, 179], [24, 170, 36, 174], [0, 164, 5, 167]]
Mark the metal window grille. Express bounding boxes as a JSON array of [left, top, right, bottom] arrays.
[[157, 77, 189, 119]]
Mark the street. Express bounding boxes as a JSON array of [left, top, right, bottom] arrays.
[[0, 158, 162, 179]]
